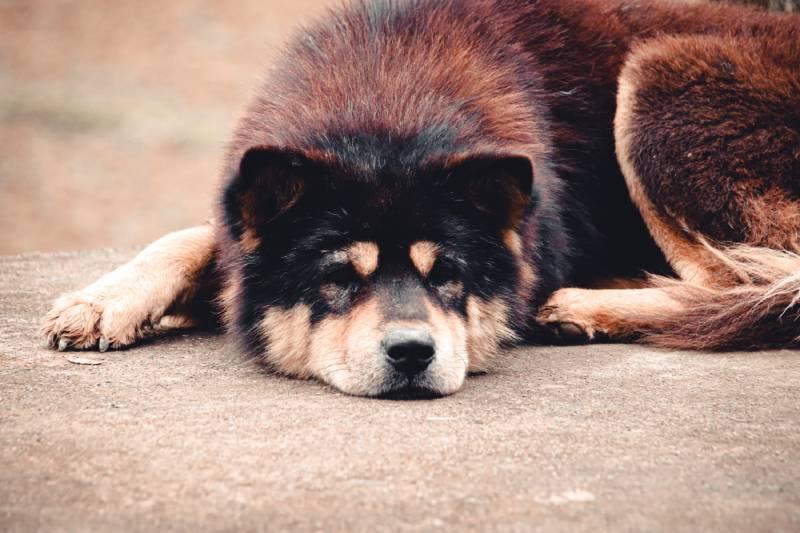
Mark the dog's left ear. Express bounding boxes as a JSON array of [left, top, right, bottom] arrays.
[[447, 154, 534, 227]]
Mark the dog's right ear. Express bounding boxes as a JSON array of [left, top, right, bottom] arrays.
[[223, 147, 315, 240]]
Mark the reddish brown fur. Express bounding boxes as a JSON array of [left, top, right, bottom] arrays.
[[603, 26, 800, 350], [622, 33, 800, 251]]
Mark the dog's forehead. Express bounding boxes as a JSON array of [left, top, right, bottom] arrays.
[[311, 185, 433, 245], [310, 126, 459, 181]]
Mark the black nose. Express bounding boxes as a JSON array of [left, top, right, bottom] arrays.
[[383, 328, 435, 376]]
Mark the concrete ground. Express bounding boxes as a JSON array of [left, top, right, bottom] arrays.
[[1, 250, 799, 532]]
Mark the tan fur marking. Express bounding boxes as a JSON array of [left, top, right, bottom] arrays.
[[465, 296, 518, 372], [260, 305, 313, 378], [425, 307, 466, 361], [240, 227, 261, 252], [218, 268, 242, 329], [346, 241, 379, 278], [741, 191, 800, 252], [538, 287, 684, 341], [158, 314, 197, 330], [409, 241, 439, 277], [41, 223, 216, 350], [423, 300, 469, 392], [309, 296, 386, 395], [503, 229, 536, 301], [588, 277, 650, 290], [503, 229, 523, 257]]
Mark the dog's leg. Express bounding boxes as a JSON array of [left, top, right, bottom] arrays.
[[538, 285, 683, 343], [616, 33, 800, 281], [41, 222, 217, 351], [540, 32, 800, 346], [538, 277, 686, 342]]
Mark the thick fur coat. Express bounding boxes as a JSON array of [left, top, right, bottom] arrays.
[[43, 0, 800, 397]]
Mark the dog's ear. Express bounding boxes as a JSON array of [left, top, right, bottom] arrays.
[[223, 147, 315, 235], [447, 154, 534, 227]]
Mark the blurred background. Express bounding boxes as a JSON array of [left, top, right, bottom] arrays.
[[0, 0, 334, 254], [0, 0, 795, 255]]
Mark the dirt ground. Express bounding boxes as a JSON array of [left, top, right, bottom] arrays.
[[2, 250, 800, 531]]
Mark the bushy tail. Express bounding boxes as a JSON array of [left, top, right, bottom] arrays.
[[643, 245, 800, 350]]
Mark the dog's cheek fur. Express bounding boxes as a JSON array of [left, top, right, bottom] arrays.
[[308, 296, 386, 395], [258, 304, 314, 378], [503, 229, 538, 311], [422, 301, 469, 394], [217, 264, 243, 332], [466, 296, 519, 373]]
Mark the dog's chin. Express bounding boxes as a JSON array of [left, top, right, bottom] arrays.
[[319, 360, 467, 398], [376, 385, 445, 401], [332, 376, 460, 399], [372, 373, 453, 400]]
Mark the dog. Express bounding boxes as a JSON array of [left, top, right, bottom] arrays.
[[41, 0, 800, 398]]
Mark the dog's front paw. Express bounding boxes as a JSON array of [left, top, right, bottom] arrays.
[[537, 312, 596, 344], [536, 289, 603, 344], [41, 292, 148, 352], [539, 318, 595, 344]]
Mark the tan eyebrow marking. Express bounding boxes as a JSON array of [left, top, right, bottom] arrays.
[[345, 241, 379, 278], [409, 241, 439, 277], [502, 230, 523, 257]]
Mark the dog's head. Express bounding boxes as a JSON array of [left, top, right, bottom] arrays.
[[215, 0, 565, 397], [219, 145, 544, 397]]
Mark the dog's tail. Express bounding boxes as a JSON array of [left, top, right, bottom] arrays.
[[643, 244, 800, 350]]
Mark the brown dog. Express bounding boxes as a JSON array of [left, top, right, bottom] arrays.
[[42, 0, 800, 397]]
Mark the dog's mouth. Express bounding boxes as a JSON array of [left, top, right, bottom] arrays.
[[371, 370, 448, 400], [376, 385, 445, 401]]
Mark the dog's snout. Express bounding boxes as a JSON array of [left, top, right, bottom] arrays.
[[383, 328, 435, 376]]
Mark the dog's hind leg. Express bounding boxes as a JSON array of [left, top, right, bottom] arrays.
[[617, 33, 800, 286], [539, 31, 800, 349], [41, 222, 218, 351]]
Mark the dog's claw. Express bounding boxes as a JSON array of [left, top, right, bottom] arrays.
[[98, 336, 110, 352], [57, 338, 69, 352], [538, 316, 595, 345], [553, 322, 591, 343]]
